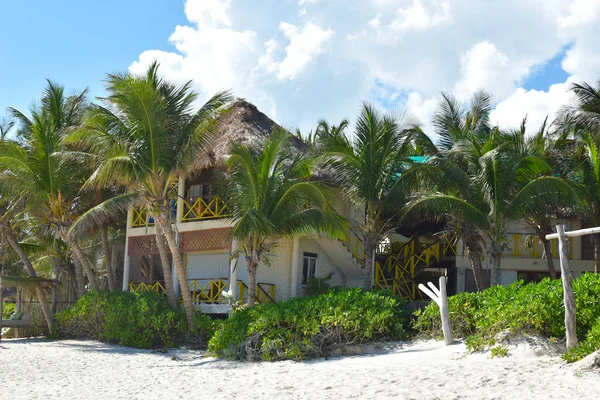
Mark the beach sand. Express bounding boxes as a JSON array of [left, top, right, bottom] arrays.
[[0, 338, 597, 399]]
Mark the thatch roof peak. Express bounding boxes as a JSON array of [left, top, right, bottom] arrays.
[[195, 98, 306, 169]]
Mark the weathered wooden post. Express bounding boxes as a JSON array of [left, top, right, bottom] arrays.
[[555, 224, 578, 349], [419, 276, 453, 345]]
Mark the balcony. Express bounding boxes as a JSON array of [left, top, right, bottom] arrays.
[[182, 196, 232, 222], [128, 278, 276, 305], [130, 196, 231, 228]]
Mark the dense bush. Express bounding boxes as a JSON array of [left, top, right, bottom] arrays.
[[2, 302, 16, 319], [208, 288, 409, 361], [564, 317, 600, 362], [53, 291, 217, 349], [413, 273, 600, 360]]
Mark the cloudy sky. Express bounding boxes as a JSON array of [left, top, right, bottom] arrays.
[[2, 0, 599, 136]]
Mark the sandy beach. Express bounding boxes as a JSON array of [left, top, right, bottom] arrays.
[[0, 338, 597, 400]]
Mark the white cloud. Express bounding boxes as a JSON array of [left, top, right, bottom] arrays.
[[558, 0, 600, 83], [490, 82, 573, 132], [185, 0, 232, 26], [128, 0, 599, 135], [276, 22, 334, 80], [390, 0, 451, 32], [454, 41, 529, 100]]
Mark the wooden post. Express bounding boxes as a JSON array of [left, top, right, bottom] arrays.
[[0, 275, 4, 341], [556, 224, 578, 349], [418, 276, 453, 345]]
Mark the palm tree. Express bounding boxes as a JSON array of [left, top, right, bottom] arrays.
[[501, 118, 583, 278], [0, 191, 54, 330], [317, 104, 420, 290], [0, 117, 14, 141], [556, 77, 600, 272], [1, 82, 98, 292], [224, 130, 345, 306], [71, 62, 232, 326], [407, 92, 507, 289]]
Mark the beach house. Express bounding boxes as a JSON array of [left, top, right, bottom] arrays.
[[121, 100, 597, 312]]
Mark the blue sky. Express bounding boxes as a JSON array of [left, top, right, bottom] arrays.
[[0, 0, 187, 114], [1, 0, 598, 135]]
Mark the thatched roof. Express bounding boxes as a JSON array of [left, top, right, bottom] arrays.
[[194, 99, 306, 169]]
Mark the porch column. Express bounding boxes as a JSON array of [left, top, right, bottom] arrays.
[[291, 237, 301, 297], [172, 236, 181, 298], [176, 174, 185, 223], [229, 239, 239, 300], [121, 209, 133, 291]]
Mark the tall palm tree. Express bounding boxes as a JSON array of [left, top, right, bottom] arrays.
[[1, 82, 98, 291], [407, 92, 509, 289], [501, 118, 583, 278], [71, 62, 232, 326], [556, 77, 600, 272], [224, 130, 345, 306], [317, 104, 420, 290]]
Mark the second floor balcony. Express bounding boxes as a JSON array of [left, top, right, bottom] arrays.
[[130, 195, 232, 228]]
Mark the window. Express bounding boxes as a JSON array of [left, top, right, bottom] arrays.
[[302, 253, 318, 285]]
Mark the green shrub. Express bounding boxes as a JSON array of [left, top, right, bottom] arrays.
[[305, 273, 333, 296], [413, 273, 600, 360], [53, 290, 216, 349], [209, 288, 409, 361], [2, 302, 16, 319], [564, 318, 600, 362]]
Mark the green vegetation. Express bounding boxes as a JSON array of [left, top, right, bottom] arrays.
[[208, 288, 409, 361], [53, 291, 217, 349], [223, 130, 346, 307], [2, 302, 16, 319], [412, 273, 600, 360]]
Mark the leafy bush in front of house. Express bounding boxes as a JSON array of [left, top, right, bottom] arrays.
[[564, 317, 600, 362], [2, 302, 16, 319], [208, 288, 409, 361], [412, 273, 600, 360], [53, 290, 217, 349]]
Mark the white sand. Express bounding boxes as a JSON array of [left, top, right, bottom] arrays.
[[0, 338, 598, 399]]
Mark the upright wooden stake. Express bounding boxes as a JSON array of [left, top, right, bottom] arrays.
[[418, 276, 453, 345], [556, 224, 578, 349]]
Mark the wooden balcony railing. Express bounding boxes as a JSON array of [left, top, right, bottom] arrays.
[[239, 282, 276, 304], [129, 281, 166, 295], [129, 279, 276, 304], [182, 196, 232, 222]]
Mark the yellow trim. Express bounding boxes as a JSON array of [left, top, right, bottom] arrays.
[[182, 196, 232, 222], [131, 207, 153, 227], [129, 281, 166, 295]]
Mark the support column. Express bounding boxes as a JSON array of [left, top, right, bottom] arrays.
[[122, 209, 133, 291], [229, 239, 239, 300], [291, 237, 301, 297], [176, 174, 185, 223]]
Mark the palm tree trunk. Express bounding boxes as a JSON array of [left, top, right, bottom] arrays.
[[63, 232, 99, 290], [154, 232, 179, 310], [247, 251, 259, 307], [595, 235, 600, 274], [464, 236, 489, 291], [362, 243, 374, 291], [4, 229, 53, 331], [489, 237, 503, 286], [100, 224, 116, 290], [541, 238, 557, 279], [155, 214, 195, 327], [71, 256, 86, 298]]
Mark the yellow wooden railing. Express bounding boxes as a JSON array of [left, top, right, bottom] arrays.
[[130, 278, 275, 304], [238, 282, 276, 303], [129, 281, 166, 295], [188, 278, 229, 303], [182, 196, 232, 222], [505, 233, 573, 259], [132, 206, 153, 228]]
